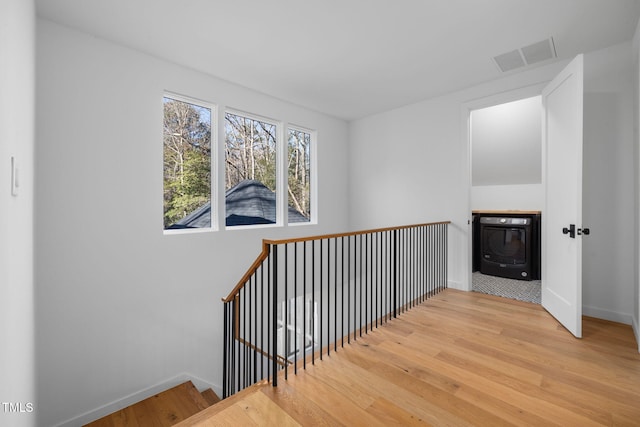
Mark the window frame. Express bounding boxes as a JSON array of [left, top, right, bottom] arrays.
[[162, 91, 218, 235], [224, 108, 283, 230]]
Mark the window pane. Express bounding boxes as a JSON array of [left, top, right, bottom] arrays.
[[163, 96, 212, 230], [225, 112, 277, 226], [288, 129, 311, 223]]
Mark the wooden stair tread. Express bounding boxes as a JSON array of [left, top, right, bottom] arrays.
[[200, 389, 221, 406], [84, 381, 210, 427], [175, 382, 270, 426]]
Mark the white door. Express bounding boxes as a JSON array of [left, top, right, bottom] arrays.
[[542, 55, 585, 338]]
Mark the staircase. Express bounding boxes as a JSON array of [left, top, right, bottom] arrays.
[[84, 381, 221, 427]]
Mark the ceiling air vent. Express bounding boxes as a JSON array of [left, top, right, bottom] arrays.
[[493, 37, 557, 73], [493, 49, 526, 73]]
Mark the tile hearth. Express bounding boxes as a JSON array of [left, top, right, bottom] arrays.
[[472, 271, 541, 304]]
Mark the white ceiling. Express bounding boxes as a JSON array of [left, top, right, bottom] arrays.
[[36, 0, 640, 120]]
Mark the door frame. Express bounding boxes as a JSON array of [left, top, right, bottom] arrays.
[[462, 82, 548, 292]]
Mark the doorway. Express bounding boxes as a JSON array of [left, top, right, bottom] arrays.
[[465, 56, 586, 337], [468, 92, 543, 304]]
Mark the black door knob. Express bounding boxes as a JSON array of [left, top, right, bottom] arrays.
[[562, 224, 576, 238]]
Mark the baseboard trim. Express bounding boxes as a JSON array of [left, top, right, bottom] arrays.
[[582, 305, 632, 326], [53, 373, 220, 427], [632, 314, 640, 353], [185, 373, 222, 398], [448, 279, 468, 291]]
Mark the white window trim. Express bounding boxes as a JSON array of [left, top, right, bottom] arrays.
[[224, 108, 283, 229], [162, 91, 218, 235]]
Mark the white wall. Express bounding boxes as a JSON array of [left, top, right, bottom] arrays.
[[470, 95, 544, 211], [472, 96, 542, 186], [582, 42, 635, 324], [35, 19, 349, 426], [470, 184, 544, 212], [634, 18, 640, 350], [349, 43, 636, 327], [0, 1, 36, 426]]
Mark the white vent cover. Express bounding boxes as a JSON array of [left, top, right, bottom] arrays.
[[493, 49, 526, 73], [493, 37, 557, 73]]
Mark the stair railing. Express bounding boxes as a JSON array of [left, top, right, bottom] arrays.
[[222, 221, 450, 398]]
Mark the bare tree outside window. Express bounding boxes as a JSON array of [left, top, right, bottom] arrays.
[[225, 112, 277, 191], [288, 128, 311, 222]]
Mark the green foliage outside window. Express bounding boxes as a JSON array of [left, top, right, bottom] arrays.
[[163, 97, 212, 229]]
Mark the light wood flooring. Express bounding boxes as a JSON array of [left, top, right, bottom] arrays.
[[85, 381, 219, 426], [178, 289, 640, 426]]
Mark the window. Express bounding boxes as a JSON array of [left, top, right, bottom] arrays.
[[287, 128, 312, 224], [278, 295, 318, 359], [224, 112, 278, 227], [163, 95, 214, 231], [162, 94, 315, 232]]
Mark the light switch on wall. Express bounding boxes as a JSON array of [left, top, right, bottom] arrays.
[[11, 156, 19, 196]]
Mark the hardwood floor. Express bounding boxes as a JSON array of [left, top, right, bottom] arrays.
[[85, 381, 213, 426], [178, 289, 640, 426]]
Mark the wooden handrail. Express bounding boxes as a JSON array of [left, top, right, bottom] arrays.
[[222, 241, 270, 303], [222, 220, 450, 303], [235, 336, 290, 368], [230, 295, 288, 367], [263, 220, 451, 245]]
